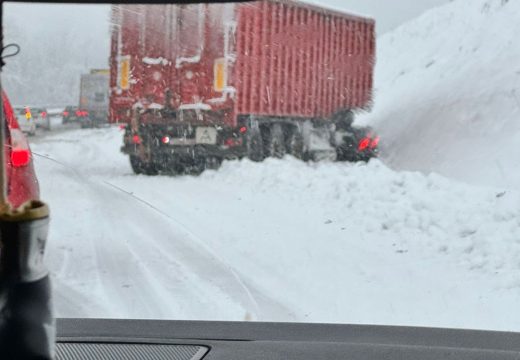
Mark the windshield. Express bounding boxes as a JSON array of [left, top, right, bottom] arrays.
[[2, 0, 519, 331]]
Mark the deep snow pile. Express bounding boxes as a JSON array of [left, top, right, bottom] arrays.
[[31, 127, 520, 331], [360, 0, 520, 189]]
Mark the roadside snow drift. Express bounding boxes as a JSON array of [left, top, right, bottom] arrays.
[[31, 127, 520, 331], [361, 0, 520, 189]]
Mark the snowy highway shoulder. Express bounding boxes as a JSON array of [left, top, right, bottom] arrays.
[[31, 127, 520, 331]]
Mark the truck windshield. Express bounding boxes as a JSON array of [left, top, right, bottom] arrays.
[[2, 0, 519, 333]]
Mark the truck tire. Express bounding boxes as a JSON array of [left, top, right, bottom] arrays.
[[205, 156, 222, 171], [129, 155, 144, 174], [287, 128, 304, 159], [336, 135, 357, 162], [129, 155, 158, 176], [247, 129, 264, 162], [188, 156, 222, 176], [266, 124, 286, 159]]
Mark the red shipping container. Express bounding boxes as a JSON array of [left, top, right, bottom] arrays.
[[109, 1, 375, 127]]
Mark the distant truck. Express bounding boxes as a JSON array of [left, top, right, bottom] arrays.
[[79, 69, 109, 128], [110, 2, 378, 175]]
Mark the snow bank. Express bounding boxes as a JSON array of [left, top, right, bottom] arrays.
[[360, 0, 520, 190], [183, 157, 520, 329]]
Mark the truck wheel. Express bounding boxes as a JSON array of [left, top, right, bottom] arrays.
[[142, 163, 159, 176], [205, 156, 222, 171], [287, 129, 304, 159], [267, 124, 286, 159], [129, 155, 144, 174], [247, 129, 264, 162], [129, 155, 158, 175], [336, 137, 357, 162]]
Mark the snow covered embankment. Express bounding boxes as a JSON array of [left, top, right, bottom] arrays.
[[361, 0, 520, 189]]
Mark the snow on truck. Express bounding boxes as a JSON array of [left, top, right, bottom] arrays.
[[79, 69, 110, 128], [109, 2, 378, 175]]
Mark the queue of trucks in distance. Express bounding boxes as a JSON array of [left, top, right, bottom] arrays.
[[109, 1, 378, 175]]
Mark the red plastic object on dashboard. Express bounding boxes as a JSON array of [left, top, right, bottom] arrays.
[[109, 2, 375, 126]]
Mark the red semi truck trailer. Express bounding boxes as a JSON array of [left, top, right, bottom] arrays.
[[110, 1, 377, 175]]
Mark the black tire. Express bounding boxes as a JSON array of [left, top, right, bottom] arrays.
[[204, 156, 222, 171], [129, 155, 144, 174], [266, 124, 286, 159], [247, 129, 265, 162], [142, 162, 159, 176], [287, 128, 304, 159], [129, 155, 158, 175], [336, 136, 357, 162]]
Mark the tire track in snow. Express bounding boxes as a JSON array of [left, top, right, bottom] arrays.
[[102, 180, 261, 316], [31, 148, 263, 320], [101, 179, 297, 322]]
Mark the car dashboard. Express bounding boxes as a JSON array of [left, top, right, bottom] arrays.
[[57, 319, 520, 360]]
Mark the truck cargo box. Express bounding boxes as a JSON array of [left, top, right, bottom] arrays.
[[79, 72, 110, 123], [109, 1, 375, 127]]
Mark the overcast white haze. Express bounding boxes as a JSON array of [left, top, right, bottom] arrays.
[[2, 0, 449, 106]]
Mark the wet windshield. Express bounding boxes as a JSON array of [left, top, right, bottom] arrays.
[[2, 0, 519, 331]]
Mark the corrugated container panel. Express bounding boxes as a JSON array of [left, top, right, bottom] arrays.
[[142, 5, 169, 105], [110, 1, 375, 125]]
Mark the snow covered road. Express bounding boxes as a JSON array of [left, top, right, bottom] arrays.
[[31, 126, 520, 331]]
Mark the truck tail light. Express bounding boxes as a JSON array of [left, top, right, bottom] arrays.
[[358, 137, 370, 151], [63, 111, 69, 116], [370, 136, 380, 149], [132, 135, 142, 144], [224, 138, 243, 147]]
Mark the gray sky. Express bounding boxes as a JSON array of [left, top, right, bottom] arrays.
[[313, 0, 451, 33]]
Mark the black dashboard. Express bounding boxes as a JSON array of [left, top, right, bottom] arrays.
[[57, 319, 520, 359]]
